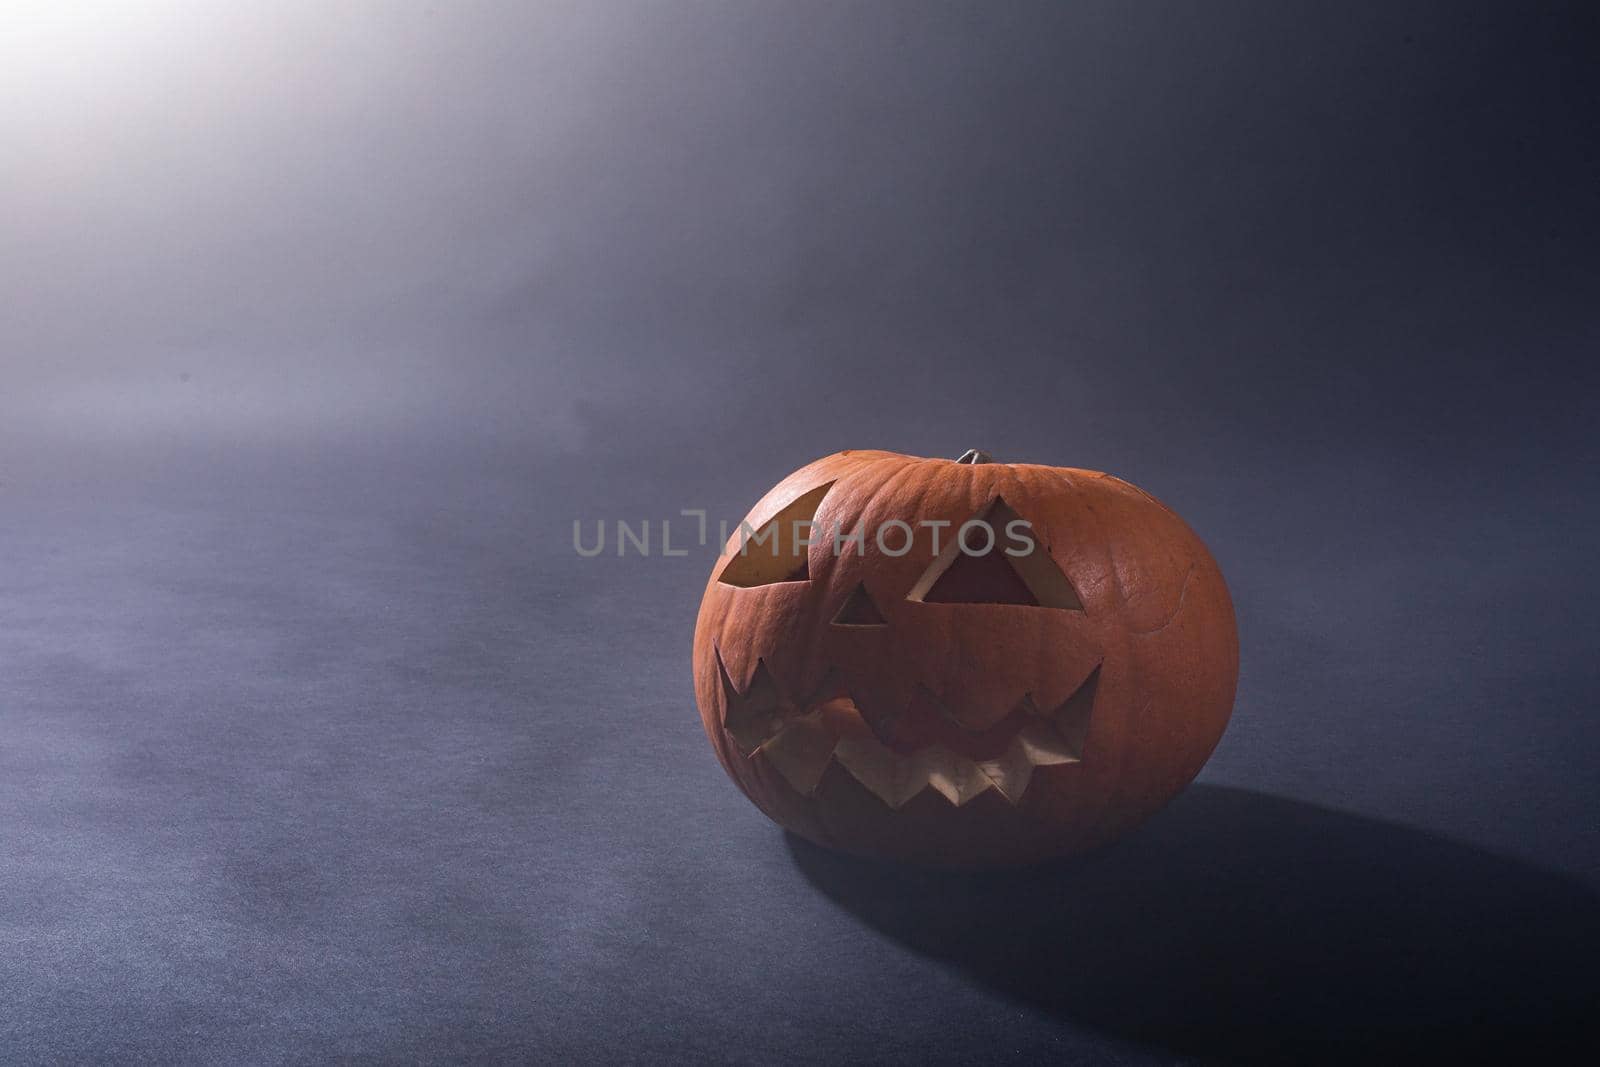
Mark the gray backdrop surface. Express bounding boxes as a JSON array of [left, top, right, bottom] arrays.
[[2, 2, 1596, 1062]]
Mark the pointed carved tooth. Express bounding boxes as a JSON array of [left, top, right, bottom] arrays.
[[917, 747, 995, 807], [722, 658, 792, 754], [752, 680, 1094, 809], [833, 736, 928, 809], [977, 724, 1080, 803], [758, 714, 837, 796], [717, 655, 767, 754], [727, 712, 785, 754], [978, 749, 1035, 803], [829, 737, 999, 809], [1013, 720, 1080, 767], [1049, 665, 1099, 759], [743, 662, 784, 716]]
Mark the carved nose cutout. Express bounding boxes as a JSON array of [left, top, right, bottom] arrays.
[[717, 481, 835, 588], [832, 583, 888, 627], [906, 497, 1084, 610]]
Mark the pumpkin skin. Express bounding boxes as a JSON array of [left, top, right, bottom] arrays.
[[692, 450, 1238, 867]]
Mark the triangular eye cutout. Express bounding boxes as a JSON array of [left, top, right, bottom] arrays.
[[832, 583, 888, 627], [906, 497, 1084, 610], [717, 481, 835, 588], [922, 545, 1038, 605]]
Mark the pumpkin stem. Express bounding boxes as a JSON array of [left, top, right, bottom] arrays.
[[955, 449, 994, 464]]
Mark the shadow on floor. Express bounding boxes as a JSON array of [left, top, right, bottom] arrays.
[[788, 785, 1600, 1062]]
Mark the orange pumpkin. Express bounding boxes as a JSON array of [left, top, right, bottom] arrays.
[[692, 449, 1238, 866]]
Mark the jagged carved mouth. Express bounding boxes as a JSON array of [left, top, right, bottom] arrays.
[[716, 653, 1098, 809]]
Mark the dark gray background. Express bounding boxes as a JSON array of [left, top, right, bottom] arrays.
[[3, 1, 1597, 1062]]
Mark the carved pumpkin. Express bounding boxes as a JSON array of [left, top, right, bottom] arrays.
[[692, 449, 1238, 866]]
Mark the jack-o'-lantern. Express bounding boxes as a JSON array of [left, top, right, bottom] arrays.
[[692, 449, 1238, 866]]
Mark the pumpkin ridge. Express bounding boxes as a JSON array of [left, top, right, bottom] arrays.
[[1128, 561, 1195, 635]]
